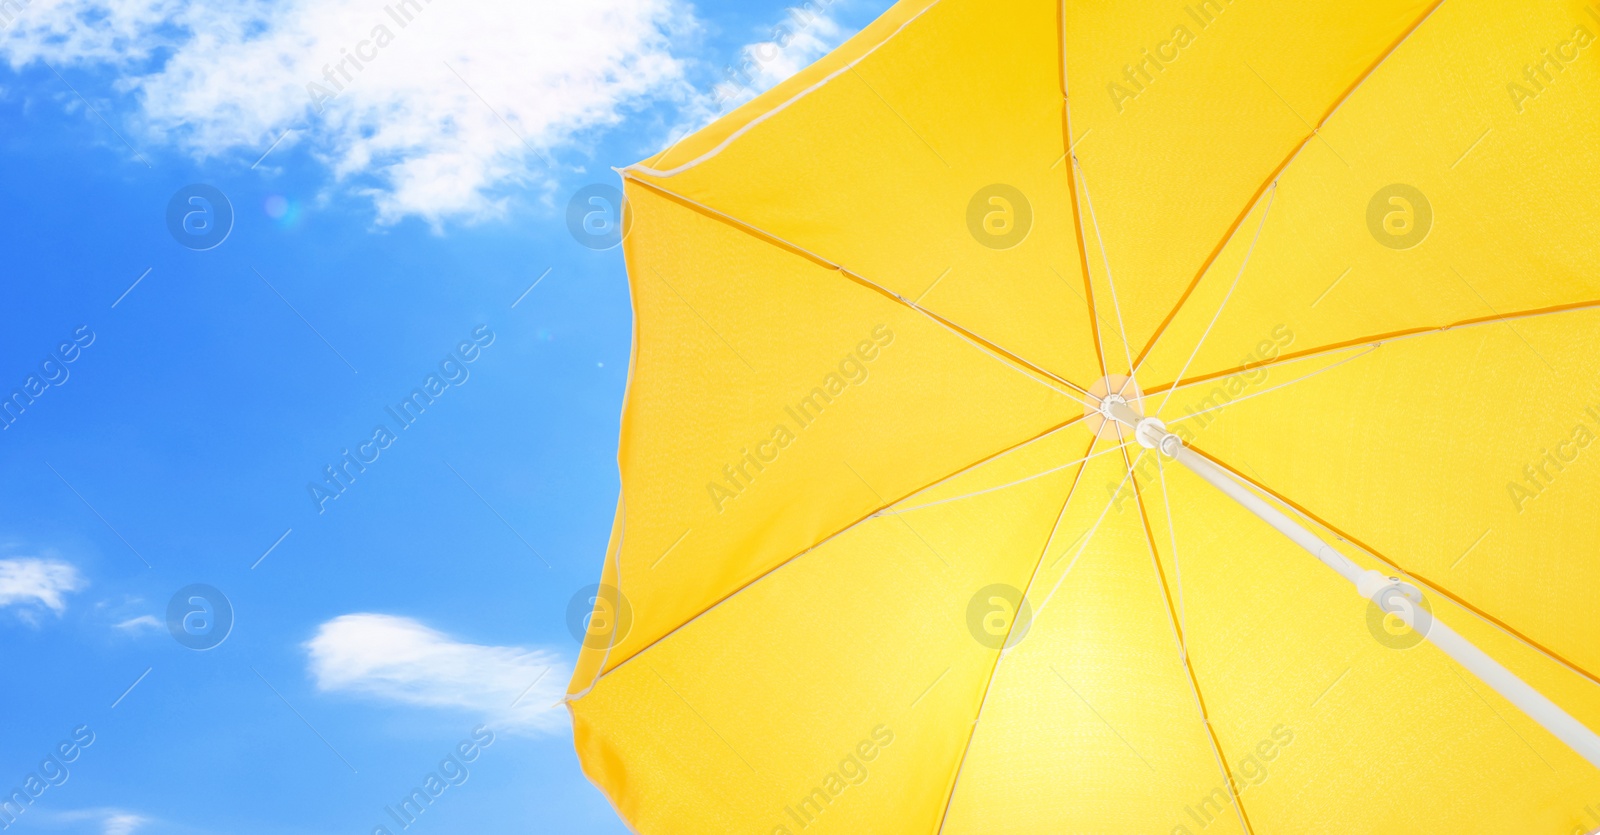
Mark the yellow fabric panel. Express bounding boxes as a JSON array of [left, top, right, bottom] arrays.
[[1137, 460, 1600, 833], [1176, 307, 1600, 683], [582, 183, 1080, 683], [628, 0, 1104, 388], [1062, 0, 1435, 366], [570, 425, 1095, 834], [1139, 0, 1600, 390], [942, 447, 1252, 835]]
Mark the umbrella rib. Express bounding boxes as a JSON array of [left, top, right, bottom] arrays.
[[1143, 296, 1600, 400], [621, 174, 1099, 407], [1131, 147, 1301, 375], [579, 414, 1090, 691], [1187, 445, 1600, 692], [1162, 345, 1380, 428], [1033, 452, 1140, 622], [1151, 183, 1279, 415], [876, 439, 1134, 517], [902, 294, 1098, 408], [1128, 0, 1451, 372], [1156, 455, 1186, 653], [1153, 342, 1377, 402], [1059, 28, 1111, 385], [933, 433, 1101, 834], [1073, 156, 1138, 383], [1056, 4, 1107, 387], [1126, 445, 1259, 835]]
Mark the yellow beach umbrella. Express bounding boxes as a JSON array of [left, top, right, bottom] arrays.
[[566, 0, 1600, 831]]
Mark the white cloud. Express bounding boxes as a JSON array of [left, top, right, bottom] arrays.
[[0, 0, 859, 226], [305, 613, 570, 736], [680, 2, 848, 133], [113, 614, 161, 632], [0, 0, 183, 68], [0, 557, 85, 615], [728, 8, 845, 101], [1, 0, 696, 224]]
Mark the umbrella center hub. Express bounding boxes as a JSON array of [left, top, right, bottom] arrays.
[[1085, 376, 1183, 457], [1085, 375, 1144, 439], [1098, 393, 1128, 419]]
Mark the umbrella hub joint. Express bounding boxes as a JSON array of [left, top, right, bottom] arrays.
[[1096, 392, 1132, 422], [1101, 398, 1183, 458]]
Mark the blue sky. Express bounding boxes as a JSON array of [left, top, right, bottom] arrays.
[[0, 1, 891, 832]]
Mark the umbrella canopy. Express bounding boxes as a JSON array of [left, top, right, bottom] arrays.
[[566, 0, 1600, 831]]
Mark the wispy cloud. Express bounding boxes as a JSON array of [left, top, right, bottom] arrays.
[[102, 812, 149, 835], [113, 614, 162, 633], [35, 808, 150, 834], [305, 613, 569, 735], [721, 5, 846, 106], [675, 1, 850, 137], [1, 0, 697, 225], [0, 557, 85, 616]]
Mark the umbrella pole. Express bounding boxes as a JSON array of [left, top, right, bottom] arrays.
[[1102, 400, 1600, 771]]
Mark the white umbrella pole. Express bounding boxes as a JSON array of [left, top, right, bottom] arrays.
[[1102, 400, 1600, 771]]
